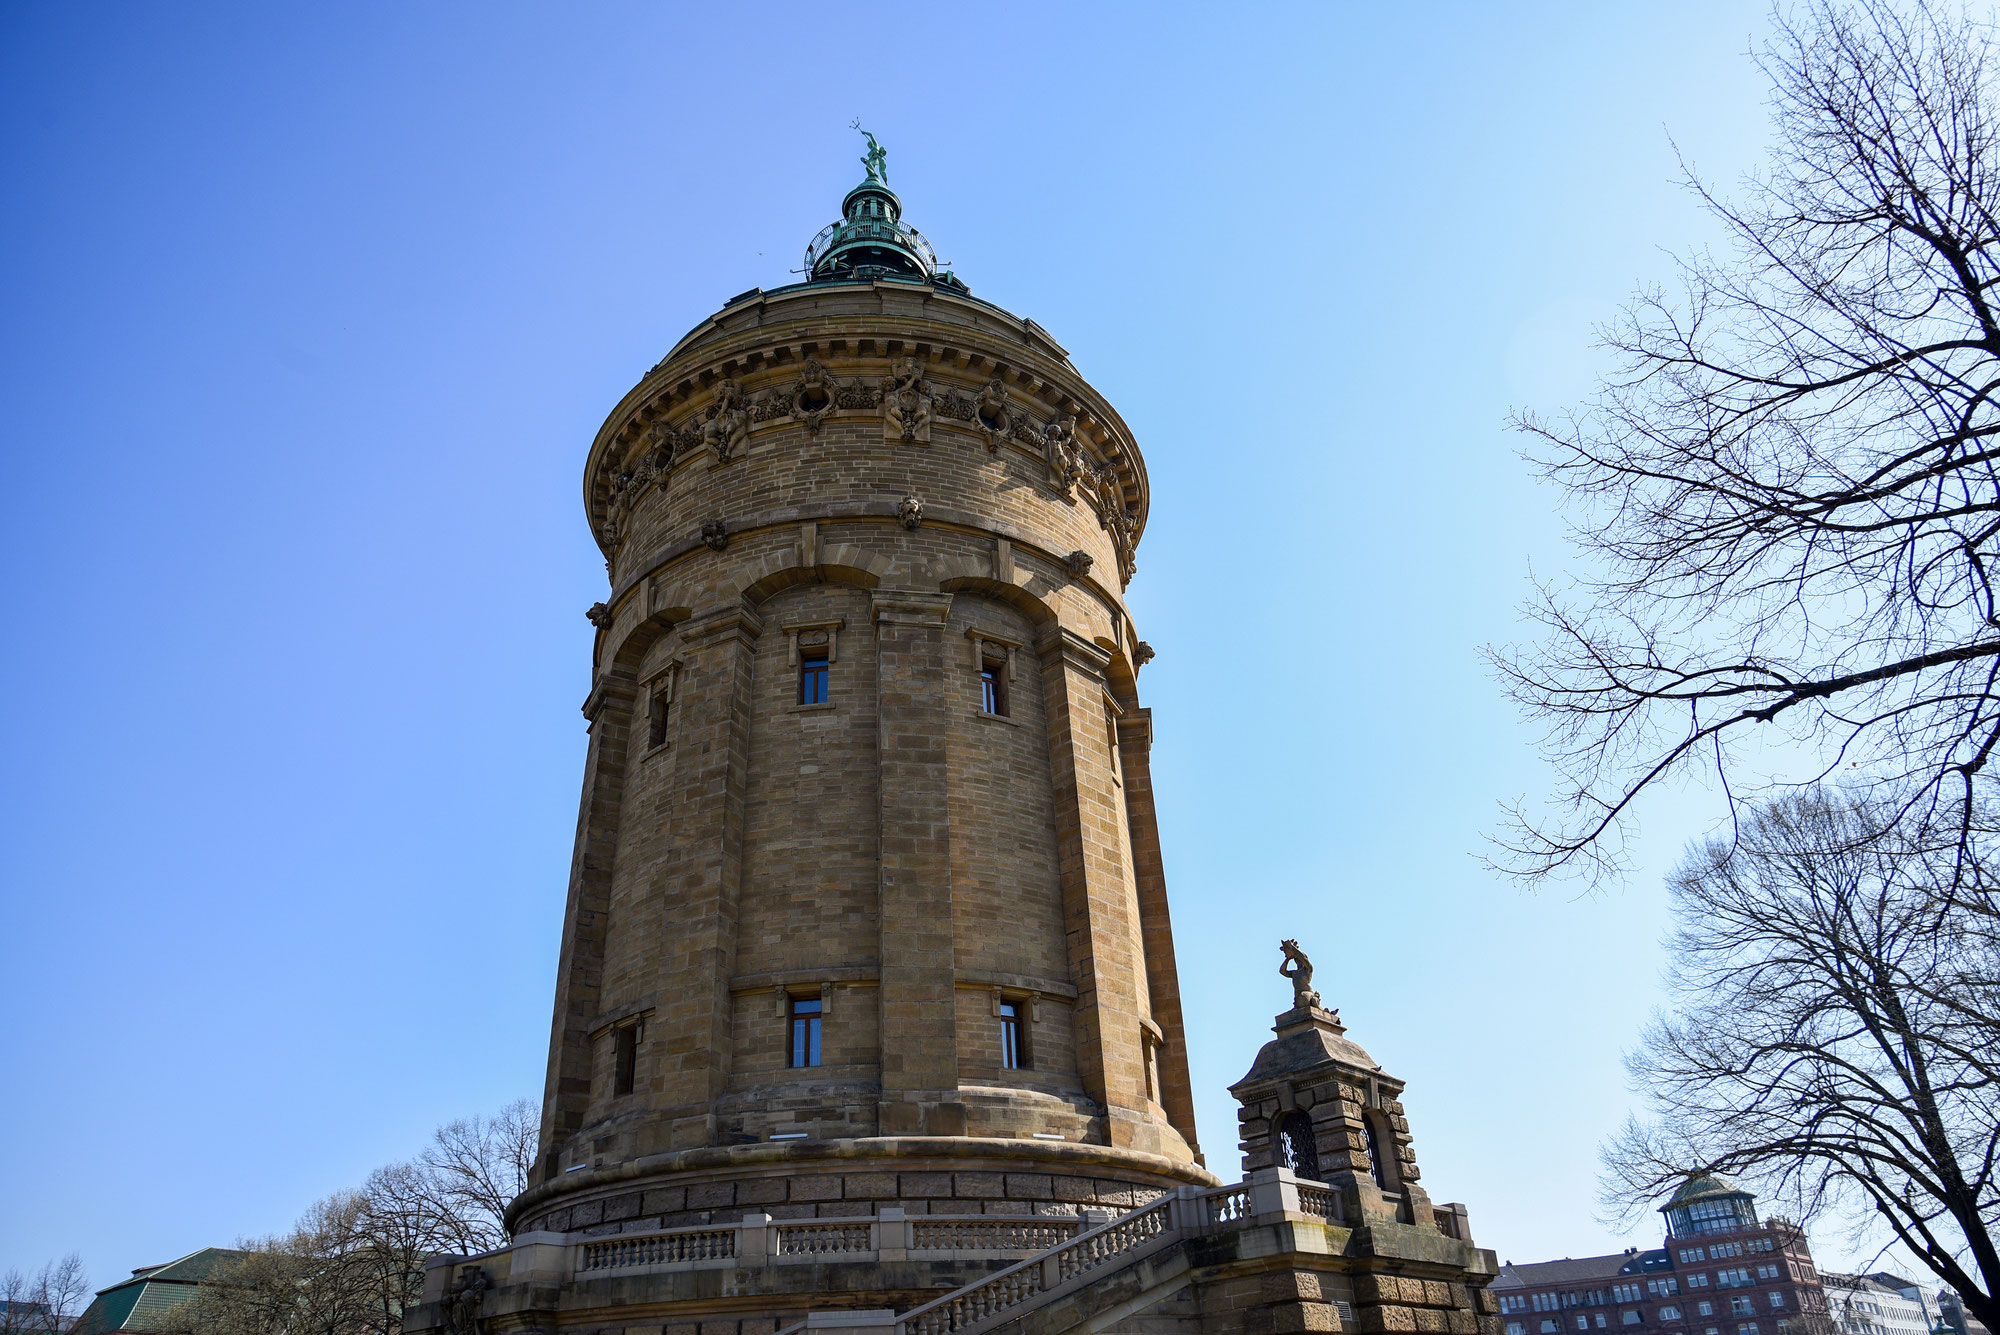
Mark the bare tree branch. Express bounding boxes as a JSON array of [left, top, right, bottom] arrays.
[[1494, 0, 2000, 888], [1600, 788, 2000, 1327]]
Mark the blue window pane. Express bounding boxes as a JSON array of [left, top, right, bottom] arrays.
[[800, 655, 829, 705], [790, 997, 823, 1067]]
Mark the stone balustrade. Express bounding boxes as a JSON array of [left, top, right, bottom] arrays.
[[423, 1168, 1484, 1335]]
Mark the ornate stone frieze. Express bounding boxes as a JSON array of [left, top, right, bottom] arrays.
[[602, 467, 641, 550], [834, 376, 881, 410], [1100, 499, 1138, 584], [935, 385, 977, 424], [443, 1267, 488, 1335], [1041, 413, 1084, 501], [645, 416, 691, 482], [588, 357, 1147, 586], [976, 376, 1013, 451], [789, 358, 835, 435], [883, 356, 934, 444], [701, 378, 752, 462]]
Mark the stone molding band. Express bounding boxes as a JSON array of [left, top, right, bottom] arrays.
[[606, 499, 1131, 615], [503, 1134, 1220, 1233]]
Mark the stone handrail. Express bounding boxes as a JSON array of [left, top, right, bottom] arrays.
[[1202, 1183, 1252, 1226], [1051, 1194, 1173, 1285], [909, 1218, 1080, 1254], [572, 1212, 1091, 1276], [1298, 1183, 1343, 1221], [776, 1221, 873, 1257], [579, 1227, 735, 1272], [891, 1170, 1356, 1335], [898, 1194, 1179, 1335]]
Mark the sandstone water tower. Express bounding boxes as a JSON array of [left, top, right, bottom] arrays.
[[407, 135, 1501, 1335]]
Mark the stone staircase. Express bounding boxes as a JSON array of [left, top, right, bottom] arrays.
[[790, 1170, 1346, 1335]]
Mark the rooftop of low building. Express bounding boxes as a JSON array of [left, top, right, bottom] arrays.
[[70, 1248, 249, 1335], [1493, 1249, 1673, 1288]]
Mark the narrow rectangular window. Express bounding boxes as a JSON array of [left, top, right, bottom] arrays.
[[1104, 704, 1122, 782], [613, 1024, 637, 1096], [790, 996, 823, 1067], [1000, 1000, 1026, 1069], [648, 692, 670, 748], [800, 653, 829, 706], [981, 659, 1008, 716]]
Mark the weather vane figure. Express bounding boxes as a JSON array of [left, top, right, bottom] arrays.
[[852, 120, 888, 183]]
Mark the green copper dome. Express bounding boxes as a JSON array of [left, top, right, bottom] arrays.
[[1663, 1172, 1748, 1208], [802, 128, 947, 285], [1661, 1172, 1759, 1238]]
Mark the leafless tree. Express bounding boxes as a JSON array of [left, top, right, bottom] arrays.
[[1493, 0, 2000, 887], [3, 1255, 90, 1335], [1602, 788, 2000, 1329], [415, 1100, 537, 1254], [164, 1099, 539, 1335]]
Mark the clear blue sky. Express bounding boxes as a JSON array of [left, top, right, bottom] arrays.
[[3, 0, 1873, 1291]]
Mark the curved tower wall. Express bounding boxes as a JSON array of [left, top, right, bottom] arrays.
[[511, 275, 1206, 1237]]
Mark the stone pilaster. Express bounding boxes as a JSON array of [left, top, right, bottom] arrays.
[[652, 601, 762, 1148], [871, 590, 962, 1136], [1118, 706, 1202, 1164], [538, 674, 637, 1179], [1037, 625, 1159, 1152]]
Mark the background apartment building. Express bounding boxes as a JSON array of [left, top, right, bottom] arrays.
[[1823, 1273, 1942, 1335], [1492, 1176, 1829, 1335]]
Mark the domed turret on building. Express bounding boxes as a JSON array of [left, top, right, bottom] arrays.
[[1662, 1173, 1760, 1238]]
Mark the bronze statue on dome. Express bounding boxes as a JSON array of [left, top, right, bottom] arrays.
[[853, 121, 888, 183]]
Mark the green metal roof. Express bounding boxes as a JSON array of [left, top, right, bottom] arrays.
[[1662, 1172, 1750, 1210], [70, 1249, 249, 1335]]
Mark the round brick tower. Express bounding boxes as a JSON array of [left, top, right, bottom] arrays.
[[503, 147, 1212, 1290]]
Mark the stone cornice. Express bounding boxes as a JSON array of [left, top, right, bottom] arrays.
[[503, 1134, 1220, 1231], [669, 601, 764, 648], [1037, 624, 1115, 679], [580, 675, 638, 722], [582, 283, 1149, 563], [870, 589, 955, 627]]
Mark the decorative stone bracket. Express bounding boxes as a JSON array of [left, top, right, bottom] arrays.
[[783, 618, 846, 665], [966, 625, 1023, 679]]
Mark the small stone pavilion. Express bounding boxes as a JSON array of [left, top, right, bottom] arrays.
[[402, 134, 1500, 1335]]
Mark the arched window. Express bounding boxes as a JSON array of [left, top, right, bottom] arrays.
[[1364, 1113, 1387, 1186], [1276, 1110, 1320, 1181]]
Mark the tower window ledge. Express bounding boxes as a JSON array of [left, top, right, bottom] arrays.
[[789, 701, 837, 714], [975, 709, 1021, 727], [642, 741, 672, 760]]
